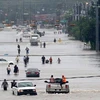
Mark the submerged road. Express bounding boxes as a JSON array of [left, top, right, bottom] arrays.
[[0, 27, 100, 100]]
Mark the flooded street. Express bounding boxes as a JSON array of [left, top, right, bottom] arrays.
[[0, 28, 100, 100]]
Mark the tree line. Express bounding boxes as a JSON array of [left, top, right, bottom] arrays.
[[67, 6, 96, 50]]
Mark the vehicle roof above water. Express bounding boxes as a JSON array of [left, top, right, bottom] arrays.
[[17, 81, 33, 83], [31, 34, 40, 37], [0, 58, 7, 61], [26, 68, 39, 71], [0, 58, 7, 60], [16, 81, 36, 87]]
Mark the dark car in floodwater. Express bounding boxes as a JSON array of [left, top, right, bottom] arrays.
[[25, 68, 40, 77]]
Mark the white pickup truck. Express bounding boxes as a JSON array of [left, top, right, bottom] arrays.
[[12, 81, 37, 96], [45, 78, 69, 94]]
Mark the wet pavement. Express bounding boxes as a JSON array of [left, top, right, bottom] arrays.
[[0, 27, 100, 100]]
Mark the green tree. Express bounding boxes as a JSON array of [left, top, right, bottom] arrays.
[[67, 12, 96, 50]]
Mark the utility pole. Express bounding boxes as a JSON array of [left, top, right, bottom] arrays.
[[22, 0, 24, 25], [98, 0, 100, 52], [96, 0, 100, 52], [29, 0, 31, 24], [96, 4, 99, 52]]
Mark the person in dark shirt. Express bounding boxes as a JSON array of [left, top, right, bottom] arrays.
[[1, 79, 8, 91], [11, 80, 17, 88], [41, 55, 46, 64], [14, 65, 19, 75], [43, 42, 46, 48]]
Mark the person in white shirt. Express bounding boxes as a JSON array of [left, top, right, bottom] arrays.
[[7, 65, 11, 75], [50, 75, 55, 83]]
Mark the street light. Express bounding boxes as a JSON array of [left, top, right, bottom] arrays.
[[85, 2, 89, 17]]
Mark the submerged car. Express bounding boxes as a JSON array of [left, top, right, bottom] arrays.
[[45, 78, 69, 94], [0, 58, 14, 65], [25, 68, 40, 77], [12, 81, 37, 96]]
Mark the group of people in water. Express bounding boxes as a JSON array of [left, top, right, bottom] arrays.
[[1, 79, 17, 91], [17, 44, 30, 56], [6, 64, 19, 75], [6, 54, 30, 75], [41, 55, 61, 64], [40, 42, 46, 48]]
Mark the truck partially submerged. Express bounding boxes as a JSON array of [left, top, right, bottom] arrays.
[[45, 78, 70, 94], [30, 34, 40, 46]]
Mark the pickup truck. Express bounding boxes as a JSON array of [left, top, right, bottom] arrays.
[[45, 78, 69, 94], [12, 81, 37, 96]]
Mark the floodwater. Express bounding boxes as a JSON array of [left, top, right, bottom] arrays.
[[0, 27, 100, 100]]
